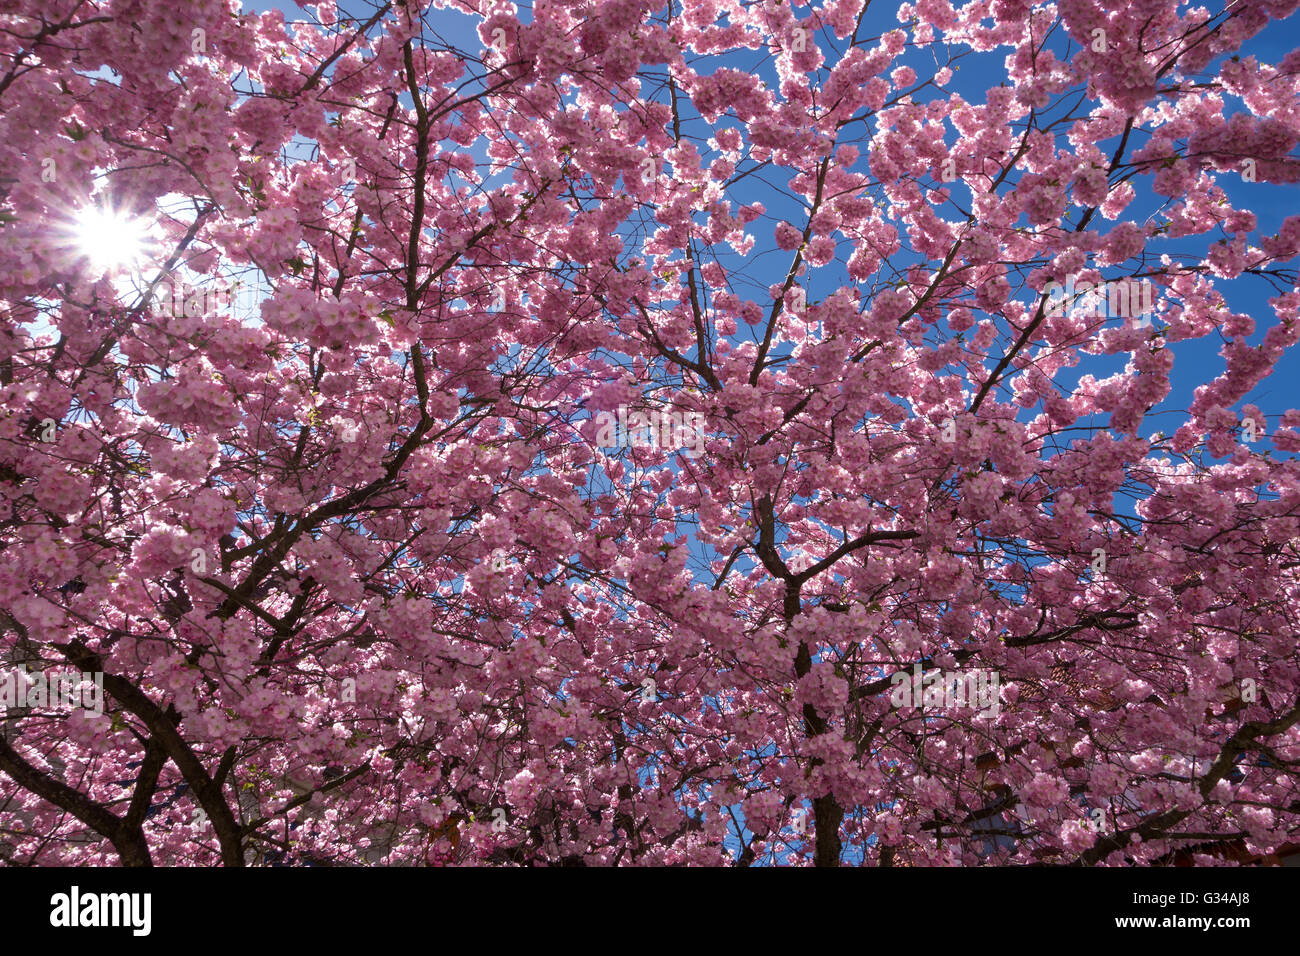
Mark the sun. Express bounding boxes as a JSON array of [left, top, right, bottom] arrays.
[[73, 204, 151, 273]]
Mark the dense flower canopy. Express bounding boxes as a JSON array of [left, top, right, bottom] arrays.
[[2, 0, 1300, 866]]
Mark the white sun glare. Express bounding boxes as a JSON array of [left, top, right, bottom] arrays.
[[74, 205, 150, 273]]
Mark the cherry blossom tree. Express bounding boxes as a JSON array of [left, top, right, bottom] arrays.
[[2, 0, 1300, 867]]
